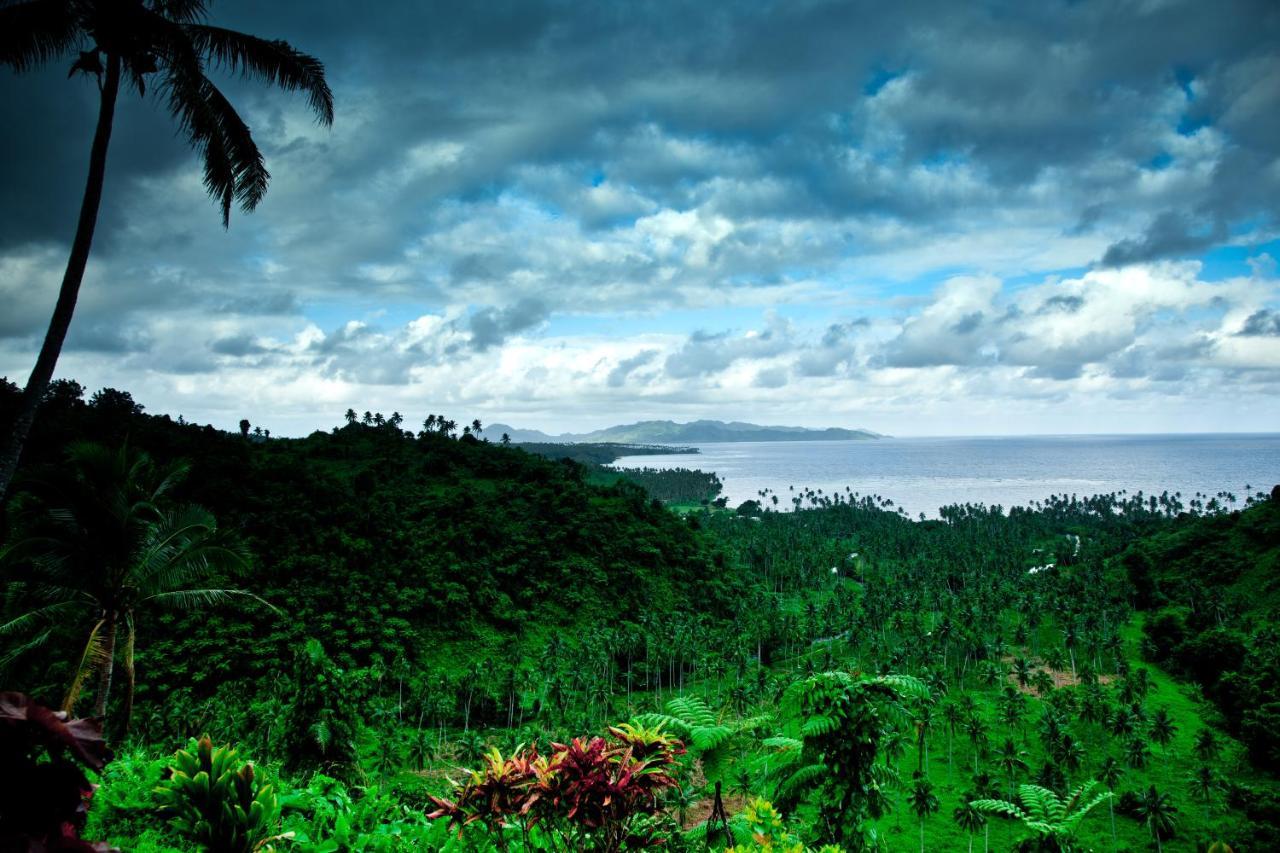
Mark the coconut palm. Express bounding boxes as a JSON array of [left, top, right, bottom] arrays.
[[1125, 735, 1151, 769], [953, 800, 987, 853], [1188, 765, 1218, 821], [907, 774, 939, 852], [966, 715, 989, 774], [1149, 708, 1177, 753], [0, 442, 264, 729], [1097, 756, 1123, 851], [1193, 729, 1220, 764], [0, 0, 334, 500], [1134, 785, 1177, 853], [995, 738, 1028, 798], [942, 700, 964, 771]]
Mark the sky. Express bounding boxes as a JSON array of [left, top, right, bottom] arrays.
[[2, 0, 1280, 437]]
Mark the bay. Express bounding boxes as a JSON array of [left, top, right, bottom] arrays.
[[611, 433, 1280, 518]]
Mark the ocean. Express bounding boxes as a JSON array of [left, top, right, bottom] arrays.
[[611, 433, 1280, 518]]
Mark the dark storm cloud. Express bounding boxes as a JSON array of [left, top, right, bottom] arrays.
[[607, 350, 658, 388], [1039, 295, 1085, 314], [6, 0, 1277, 264], [467, 298, 550, 351], [3, 0, 1279, 418], [1100, 211, 1225, 268], [210, 334, 271, 356], [664, 319, 793, 379], [1240, 309, 1280, 336]]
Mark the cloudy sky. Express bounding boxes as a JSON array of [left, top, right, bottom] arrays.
[[3, 0, 1280, 436]]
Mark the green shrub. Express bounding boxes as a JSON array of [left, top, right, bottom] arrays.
[[155, 734, 287, 852]]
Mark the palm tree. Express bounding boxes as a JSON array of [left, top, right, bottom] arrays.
[[966, 715, 989, 774], [1193, 729, 1220, 764], [344, 409, 357, 426], [942, 700, 963, 772], [1097, 757, 1123, 852], [953, 801, 987, 853], [0, 442, 265, 729], [1188, 765, 1217, 821], [907, 774, 939, 852], [1134, 785, 1177, 853], [1125, 735, 1151, 769], [995, 738, 1028, 798], [1149, 708, 1177, 753], [0, 0, 333, 500]]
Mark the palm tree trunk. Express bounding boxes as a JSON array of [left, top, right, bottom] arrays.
[[0, 54, 122, 501], [93, 610, 119, 718], [121, 618, 137, 734], [1109, 799, 1117, 851]]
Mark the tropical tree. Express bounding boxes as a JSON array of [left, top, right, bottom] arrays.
[[1148, 708, 1176, 752], [995, 738, 1029, 798], [1134, 785, 1178, 853], [953, 800, 987, 853], [907, 774, 939, 852], [1193, 729, 1220, 764], [966, 715, 989, 774], [1125, 735, 1151, 769], [771, 671, 929, 846], [1188, 765, 1218, 820], [971, 781, 1112, 852], [0, 0, 334, 500], [1097, 756, 1123, 851], [0, 442, 262, 728]]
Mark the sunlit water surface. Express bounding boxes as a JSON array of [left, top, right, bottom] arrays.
[[611, 434, 1280, 518]]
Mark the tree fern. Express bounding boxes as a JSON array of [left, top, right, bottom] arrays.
[[972, 780, 1113, 848]]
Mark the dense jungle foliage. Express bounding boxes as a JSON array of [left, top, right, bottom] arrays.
[[2, 379, 1279, 851]]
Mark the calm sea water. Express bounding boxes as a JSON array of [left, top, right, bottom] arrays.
[[611, 434, 1280, 518]]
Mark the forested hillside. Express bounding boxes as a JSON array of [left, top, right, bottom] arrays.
[[2, 380, 1278, 852]]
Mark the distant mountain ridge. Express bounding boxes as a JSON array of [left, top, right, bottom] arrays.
[[487, 419, 882, 444]]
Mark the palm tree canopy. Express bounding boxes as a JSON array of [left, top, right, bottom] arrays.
[[3, 442, 254, 629], [0, 0, 333, 226]]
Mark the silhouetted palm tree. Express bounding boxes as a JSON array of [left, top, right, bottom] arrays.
[[0, 0, 333, 500], [1097, 756, 1123, 851], [0, 443, 265, 730], [953, 801, 986, 853], [1135, 785, 1177, 853], [908, 774, 939, 852]]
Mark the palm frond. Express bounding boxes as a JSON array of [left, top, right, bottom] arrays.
[[152, 0, 209, 24], [690, 724, 733, 752], [201, 76, 269, 213], [0, 598, 86, 636], [62, 618, 108, 713], [631, 713, 691, 739], [143, 587, 278, 613], [666, 695, 719, 728], [185, 24, 333, 124], [971, 797, 1031, 822], [775, 762, 825, 800], [0, 0, 79, 72]]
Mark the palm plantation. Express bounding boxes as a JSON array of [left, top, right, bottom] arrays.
[[0, 0, 333, 500], [0, 442, 263, 728]]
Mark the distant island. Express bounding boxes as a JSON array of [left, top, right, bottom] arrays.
[[487, 418, 882, 444]]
